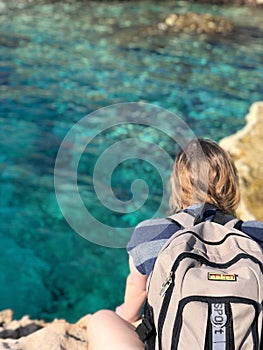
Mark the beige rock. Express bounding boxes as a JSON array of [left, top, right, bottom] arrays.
[[0, 309, 13, 328], [0, 312, 91, 350], [220, 101, 263, 221]]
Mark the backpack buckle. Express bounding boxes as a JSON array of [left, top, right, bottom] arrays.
[[135, 317, 155, 341]]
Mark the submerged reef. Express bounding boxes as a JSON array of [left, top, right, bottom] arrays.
[[159, 12, 234, 35]]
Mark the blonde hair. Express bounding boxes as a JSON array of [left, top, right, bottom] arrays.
[[169, 138, 240, 214]]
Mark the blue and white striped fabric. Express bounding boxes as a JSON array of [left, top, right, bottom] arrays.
[[127, 204, 263, 277]]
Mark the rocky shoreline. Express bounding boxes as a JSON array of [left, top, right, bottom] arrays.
[[220, 101, 263, 221], [0, 309, 90, 350]]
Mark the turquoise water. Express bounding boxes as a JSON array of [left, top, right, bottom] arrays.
[[0, 0, 263, 322]]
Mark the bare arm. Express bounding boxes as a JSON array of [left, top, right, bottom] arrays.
[[116, 256, 147, 323]]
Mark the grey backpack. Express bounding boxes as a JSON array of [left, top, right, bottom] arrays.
[[136, 211, 263, 350]]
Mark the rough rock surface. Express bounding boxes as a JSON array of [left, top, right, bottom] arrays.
[[0, 309, 90, 350], [220, 101, 263, 221]]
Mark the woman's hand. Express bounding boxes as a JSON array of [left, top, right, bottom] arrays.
[[115, 303, 125, 317]]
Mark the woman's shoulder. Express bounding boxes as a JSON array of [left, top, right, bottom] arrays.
[[127, 217, 181, 276], [135, 217, 172, 230], [242, 220, 263, 228], [128, 217, 180, 248], [241, 219, 263, 244]]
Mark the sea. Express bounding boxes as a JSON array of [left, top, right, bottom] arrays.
[[0, 0, 262, 322]]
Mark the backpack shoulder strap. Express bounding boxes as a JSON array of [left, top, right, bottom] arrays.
[[213, 210, 243, 230], [168, 211, 196, 229], [224, 218, 243, 230], [169, 209, 243, 231]]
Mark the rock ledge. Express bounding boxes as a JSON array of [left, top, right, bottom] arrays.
[[220, 101, 263, 221], [0, 309, 90, 350]]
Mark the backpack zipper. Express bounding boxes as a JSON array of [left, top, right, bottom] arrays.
[[159, 271, 173, 297], [156, 252, 262, 350]]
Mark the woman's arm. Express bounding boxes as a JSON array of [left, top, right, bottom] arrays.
[[116, 256, 147, 323]]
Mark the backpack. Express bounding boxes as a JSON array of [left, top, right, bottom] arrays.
[[136, 209, 263, 350]]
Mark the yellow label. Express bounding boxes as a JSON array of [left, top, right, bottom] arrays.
[[208, 272, 237, 281]]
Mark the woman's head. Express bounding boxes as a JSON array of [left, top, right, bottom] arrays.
[[169, 138, 240, 214]]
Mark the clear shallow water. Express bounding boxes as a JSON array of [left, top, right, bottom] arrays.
[[0, 0, 263, 322]]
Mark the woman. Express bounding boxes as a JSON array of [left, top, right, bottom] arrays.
[[87, 138, 263, 350]]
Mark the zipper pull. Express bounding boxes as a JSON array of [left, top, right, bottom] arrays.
[[159, 271, 173, 297]]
